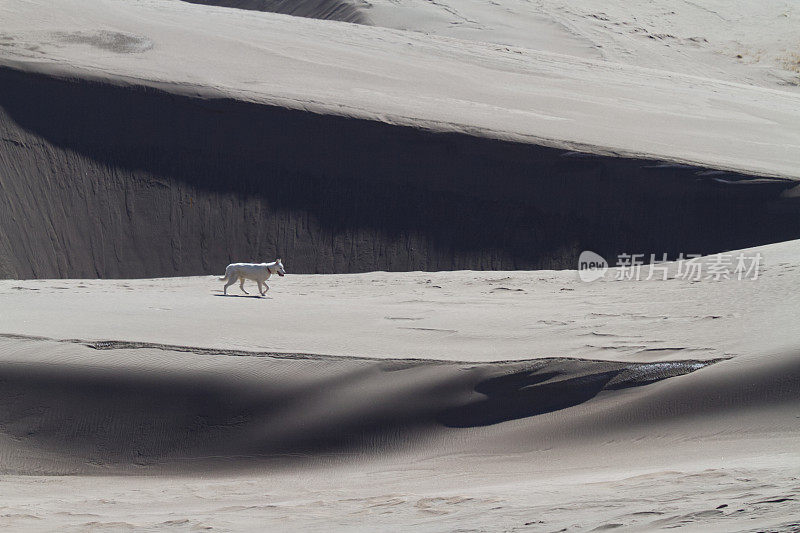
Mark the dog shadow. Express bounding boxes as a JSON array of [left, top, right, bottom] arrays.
[[213, 293, 269, 299]]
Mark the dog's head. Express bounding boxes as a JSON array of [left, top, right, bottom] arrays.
[[272, 258, 286, 277]]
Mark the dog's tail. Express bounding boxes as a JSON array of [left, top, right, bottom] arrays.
[[218, 265, 231, 281], [218, 275, 228, 281]]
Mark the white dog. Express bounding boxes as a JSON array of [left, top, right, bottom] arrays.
[[219, 259, 285, 296]]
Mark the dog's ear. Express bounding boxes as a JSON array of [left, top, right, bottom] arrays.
[[276, 258, 282, 264]]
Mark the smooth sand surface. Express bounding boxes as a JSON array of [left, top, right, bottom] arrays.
[[1, 241, 798, 530], [2, 240, 799, 362]]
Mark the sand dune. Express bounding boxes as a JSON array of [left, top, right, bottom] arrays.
[[0, 334, 715, 474], [3, 239, 800, 362], [0, 246, 798, 528], [1, 0, 799, 278], [2, 0, 800, 277], [1, 0, 799, 530], [0, 66, 797, 278], [3, 0, 800, 174]]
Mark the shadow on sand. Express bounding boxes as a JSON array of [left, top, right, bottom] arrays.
[[213, 293, 267, 298]]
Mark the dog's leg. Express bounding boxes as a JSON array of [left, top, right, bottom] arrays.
[[258, 281, 266, 296], [239, 277, 249, 295], [223, 277, 236, 295]]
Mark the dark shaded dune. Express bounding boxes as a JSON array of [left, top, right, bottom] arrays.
[[0, 335, 713, 474], [0, 66, 799, 278], [180, 0, 368, 24]]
